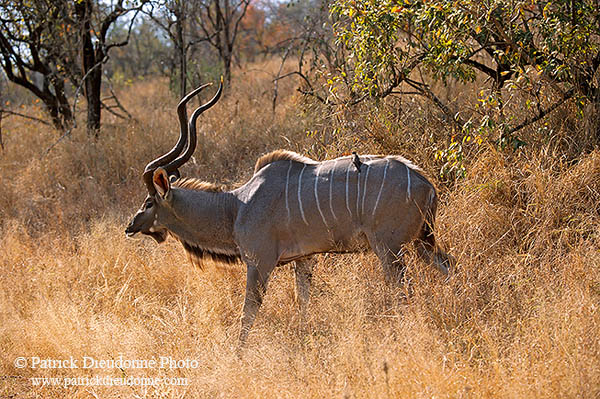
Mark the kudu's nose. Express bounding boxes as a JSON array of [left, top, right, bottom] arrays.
[[125, 222, 136, 236]]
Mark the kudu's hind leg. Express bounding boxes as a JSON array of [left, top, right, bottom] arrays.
[[415, 239, 454, 276], [379, 249, 407, 285], [415, 193, 454, 275], [368, 235, 408, 285], [293, 258, 314, 315], [415, 222, 454, 276]]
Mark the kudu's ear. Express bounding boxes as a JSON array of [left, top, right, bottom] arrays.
[[153, 168, 170, 199]]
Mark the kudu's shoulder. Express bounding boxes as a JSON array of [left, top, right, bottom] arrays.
[[254, 150, 318, 174]]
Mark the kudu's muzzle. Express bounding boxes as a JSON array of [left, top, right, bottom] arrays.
[[125, 220, 167, 243], [125, 221, 139, 237]]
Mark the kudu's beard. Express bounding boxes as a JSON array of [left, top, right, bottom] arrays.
[[146, 231, 167, 243]]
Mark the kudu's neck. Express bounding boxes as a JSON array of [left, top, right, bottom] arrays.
[[165, 188, 240, 255]]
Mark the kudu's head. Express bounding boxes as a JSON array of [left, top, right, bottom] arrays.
[[125, 80, 223, 243]]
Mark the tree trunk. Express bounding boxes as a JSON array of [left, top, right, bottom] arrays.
[[43, 96, 68, 131], [76, 0, 102, 136], [0, 109, 3, 150], [176, 14, 187, 97], [225, 61, 232, 88], [83, 56, 102, 134], [223, 42, 233, 87], [41, 77, 73, 131], [584, 102, 600, 146]]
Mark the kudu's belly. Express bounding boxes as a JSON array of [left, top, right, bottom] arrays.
[[277, 228, 370, 264]]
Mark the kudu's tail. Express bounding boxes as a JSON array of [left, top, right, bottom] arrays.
[[416, 190, 455, 275]]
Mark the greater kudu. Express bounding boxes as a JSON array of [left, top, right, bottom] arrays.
[[126, 82, 454, 344]]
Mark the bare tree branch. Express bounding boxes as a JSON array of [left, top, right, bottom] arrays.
[[272, 44, 293, 112], [0, 108, 51, 126], [405, 78, 467, 129], [507, 89, 575, 135]]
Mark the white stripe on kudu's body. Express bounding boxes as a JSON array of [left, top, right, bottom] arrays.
[[406, 163, 412, 201], [297, 164, 309, 226], [356, 163, 361, 219], [345, 163, 353, 217], [373, 158, 390, 215], [126, 83, 454, 348], [314, 164, 329, 227], [361, 163, 371, 217], [285, 160, 293, 224], [329, 159, 338, 221]]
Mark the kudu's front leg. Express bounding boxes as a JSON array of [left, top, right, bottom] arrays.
[[239, 262, 274, 346]]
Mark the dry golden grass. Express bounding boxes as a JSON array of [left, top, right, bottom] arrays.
[[1, 60, 599, 398]]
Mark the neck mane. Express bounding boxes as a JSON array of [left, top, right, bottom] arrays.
[[173, 177, 224, 192]]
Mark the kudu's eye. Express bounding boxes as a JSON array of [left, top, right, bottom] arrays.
[[145, 201, 154, 209]]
